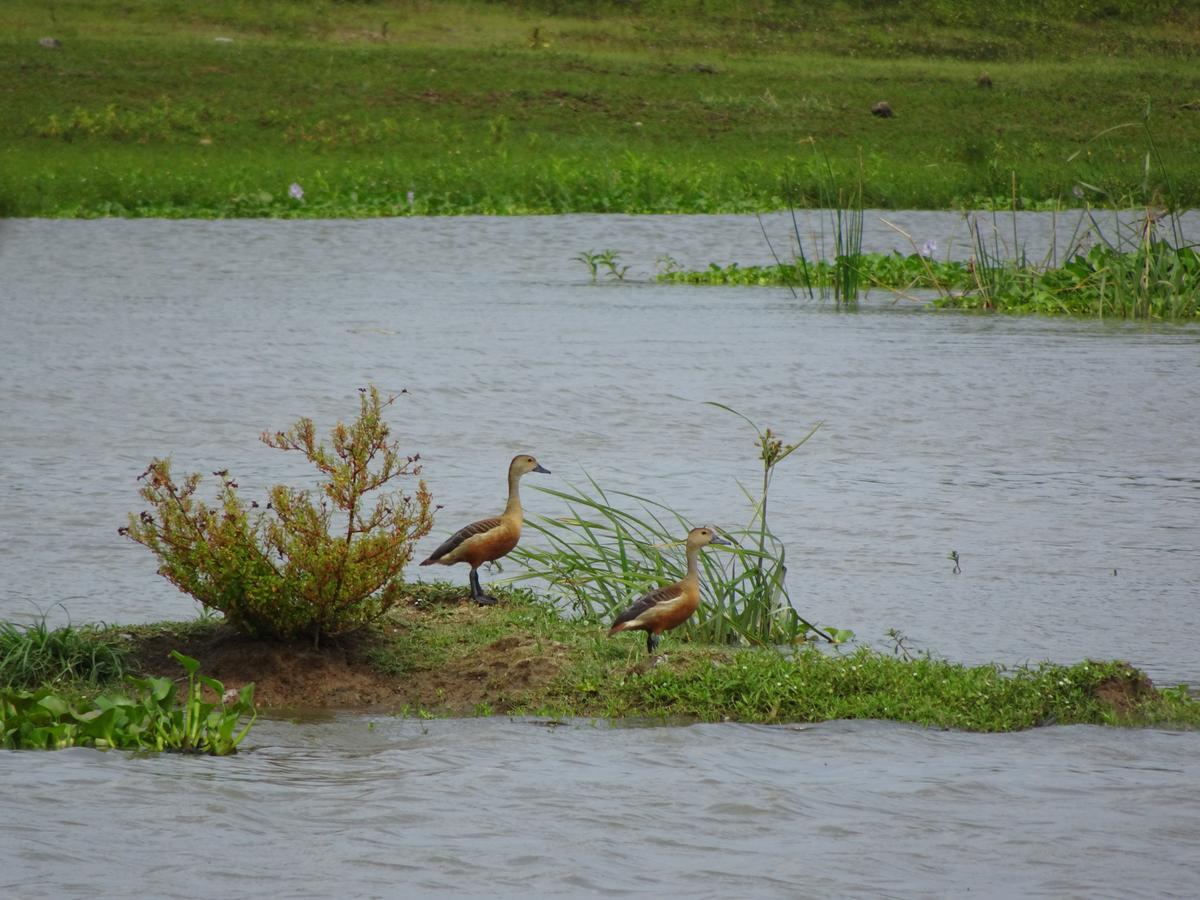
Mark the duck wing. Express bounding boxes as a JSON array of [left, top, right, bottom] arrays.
[[610, 581, 684, 629], [421, 517, 503, 564]]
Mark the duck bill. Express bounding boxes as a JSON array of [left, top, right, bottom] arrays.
[[533, 464, 551, 474], [710, 536, 731, 546]]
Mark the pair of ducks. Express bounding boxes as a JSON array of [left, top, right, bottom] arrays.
[[420, 454, 727, 654]]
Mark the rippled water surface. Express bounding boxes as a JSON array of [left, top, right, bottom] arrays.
[[3, 716, 1199, 898], [1, 214, 1198, 896]]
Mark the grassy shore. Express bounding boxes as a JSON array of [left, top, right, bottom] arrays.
[[3, 0, 1200, 216], [3, 585, 1180, 732]]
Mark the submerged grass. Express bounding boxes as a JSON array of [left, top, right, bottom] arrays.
[[3, 0, 1200, 215]]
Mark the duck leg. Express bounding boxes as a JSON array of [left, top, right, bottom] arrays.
[[646, 632, 660, 654], [469, 569, 498, 606]]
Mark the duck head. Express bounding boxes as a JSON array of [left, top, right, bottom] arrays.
[[686, 526, 730, 550], [510, 454, 550, 477]]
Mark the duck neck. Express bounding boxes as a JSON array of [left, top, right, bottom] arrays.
[[503, 469, 524, 519], [684, 545, 701, 582]]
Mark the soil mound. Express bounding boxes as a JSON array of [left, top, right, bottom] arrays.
[[126, 625, 402, 709], [1091, 665, 1156, 718], [402, 633, 570, 714], [124, 610, 569, 713]]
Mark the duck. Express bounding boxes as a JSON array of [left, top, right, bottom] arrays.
[[419, 454, 550, 605], [608, 526, 729, 654]]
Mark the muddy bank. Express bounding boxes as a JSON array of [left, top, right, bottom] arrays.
[[114, 592, 1196, 730], [122, 600, 569, 713]]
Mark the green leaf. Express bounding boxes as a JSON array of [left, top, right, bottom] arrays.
[[170, 650, 200, 676], [37, 694, 70, 717]]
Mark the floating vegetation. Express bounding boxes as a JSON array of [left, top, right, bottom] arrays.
[[660, 227, 1199, 320], [657, 252, 970, 291], [1, 651, 256, 754]]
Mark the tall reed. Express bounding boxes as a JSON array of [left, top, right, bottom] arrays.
[[508, 408, 847, 647], [781, 157, 866, 308]]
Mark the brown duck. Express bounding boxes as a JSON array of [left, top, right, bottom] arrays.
[[419, 454, 550, 605], [608, 526, 729, 653]]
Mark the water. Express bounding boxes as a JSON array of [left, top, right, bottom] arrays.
[[1, 214, 1198, 896], [2, 716, 1198, 898]]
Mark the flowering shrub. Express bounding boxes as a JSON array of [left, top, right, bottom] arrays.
[[122, 387, 434, 646]]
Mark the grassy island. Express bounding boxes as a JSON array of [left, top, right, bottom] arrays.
[[5, 586, 1200, 743], [6, 391, 1197, 752], [4, 0, 1200, 216]]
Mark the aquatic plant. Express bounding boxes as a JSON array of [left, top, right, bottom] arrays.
[[508, 407, 849, 647], [575, 250, 602, 282], [657, 252, 972, 291], [818, 163, 865, 306], [0, 615, 128, 689], [0, 651, 256, 754], [121, 386, 434, 647], [575, 249, 629, 282]]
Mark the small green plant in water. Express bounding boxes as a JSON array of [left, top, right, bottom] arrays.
[[575, 249, 628, 282], [597, 249, 629, 281], [121, 386, 434, 647], [575, 249, 602, 281]]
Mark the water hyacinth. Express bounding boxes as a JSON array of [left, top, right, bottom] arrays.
[[288, 182, 304, 201], [920, 239, 938, 258]]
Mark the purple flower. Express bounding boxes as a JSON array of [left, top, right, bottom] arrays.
[[920, 239, 938, 258], [289, 182, 304, 201]]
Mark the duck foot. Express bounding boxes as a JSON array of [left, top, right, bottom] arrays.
[[646, 633, 661, 654], [469, 570, 498, 605]]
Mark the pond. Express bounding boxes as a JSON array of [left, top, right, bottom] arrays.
[[1, 213, 1198, 896]]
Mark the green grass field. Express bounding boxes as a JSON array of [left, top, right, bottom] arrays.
[[3, 0, 1200, 216]]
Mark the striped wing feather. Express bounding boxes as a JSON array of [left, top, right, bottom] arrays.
[[423, 517, 503, 563], [611, 581, 684, 629]]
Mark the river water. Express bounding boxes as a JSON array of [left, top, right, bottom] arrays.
[[1, 213, 1198, 896]]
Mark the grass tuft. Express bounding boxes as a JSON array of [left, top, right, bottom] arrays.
[[509, 406, 849, 647], [0, 615, 128, 689]]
